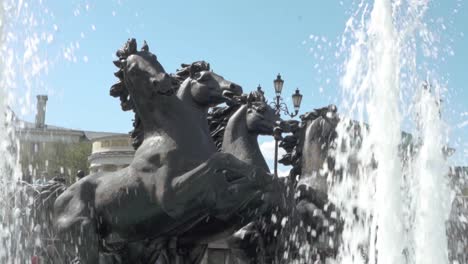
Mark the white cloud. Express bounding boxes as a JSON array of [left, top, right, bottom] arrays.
[[259, 140, 286, 162], [278, 168, 290, 177], [259, 140, 291, 176]]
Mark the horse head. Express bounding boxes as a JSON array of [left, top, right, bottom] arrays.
[[175, 61, 243, 109], [301, 104, 339, 146], [209, 89, 279, 165], [110, 38, 174, 113], [294, 104, 342, 259], [245, 89, 279, 136]]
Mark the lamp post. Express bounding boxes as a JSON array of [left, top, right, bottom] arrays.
[[268, 73, 303, 177]]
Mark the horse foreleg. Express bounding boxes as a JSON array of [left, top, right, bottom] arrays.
[[54, 181, 100, 264], [166, 152, 273, 220]]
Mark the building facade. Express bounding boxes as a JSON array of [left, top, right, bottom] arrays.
[[88, 134, 135, 173], [12, 95, 133, 183]]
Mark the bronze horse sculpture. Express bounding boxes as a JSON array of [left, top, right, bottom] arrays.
[[53, 39, 277, 263], [298, 104, 339, 205], [211, 90, 286, 264], [278, 104, 341, 262], [101, 69, 288, 264], [203, 97, 342, 264], [155, 88, 286, 264], [106, 66, 286, 264]]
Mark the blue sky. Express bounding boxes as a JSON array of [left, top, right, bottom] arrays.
[[5, 0, 468, 168]]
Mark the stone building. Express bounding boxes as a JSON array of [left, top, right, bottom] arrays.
[[88, 134, 135, 173], [12, 95, 134, 183]]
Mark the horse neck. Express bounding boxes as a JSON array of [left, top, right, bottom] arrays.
[[131, 87, 215, 162], [301, 118, 328, 174], [222, 105, 269, 171], [176, 80, 211, 137], [132, 92, 181, 134], [299, 118, 329, 192]]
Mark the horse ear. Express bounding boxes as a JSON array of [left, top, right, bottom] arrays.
[[141, 40, 149, 52], [247, 93, 254, 107], [128, 38, 137, 54]]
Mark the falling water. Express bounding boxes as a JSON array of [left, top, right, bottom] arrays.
[[362, 1, 404, 263], [0, 0, 57, 262], [0, 2, 21, 262], [0, 0, 460, 263], [331, 0, 452, 264], [0, 6, 27, 263], [412, 87, 451, 264]]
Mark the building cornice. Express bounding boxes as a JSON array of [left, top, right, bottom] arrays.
[[88, 151, 135, 162]]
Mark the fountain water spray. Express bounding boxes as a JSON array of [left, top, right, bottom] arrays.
[[0, 0, 61, 262], [411, 86, 451, 264], [331, 0, 452, 263], [0, 0, 459, 263]]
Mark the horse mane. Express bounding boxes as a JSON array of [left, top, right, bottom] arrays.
[[170, 61, 210, 92], [300, 105, 332, 123], [109, 39, 151, 149], [110, 38, 143, 112], [207, 88, 267, 151], [110, 43, 211, 150], [208, 105, 241, 151]]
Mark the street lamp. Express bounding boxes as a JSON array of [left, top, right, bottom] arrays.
[[292, 88, 303, 113], [269, 73, 303, 177], [274, 74, 284, 96]]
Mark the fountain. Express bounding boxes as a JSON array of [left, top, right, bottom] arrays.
[[330, 0, 458, 263], [0, 0, 466, 263]]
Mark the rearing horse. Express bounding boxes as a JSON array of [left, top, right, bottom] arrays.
[[293, 104, 341, 261], [54, 39, 275, 263], [191, 90, 287, 264], [170, 90, 282, 244], [221, 91, 285, 263]]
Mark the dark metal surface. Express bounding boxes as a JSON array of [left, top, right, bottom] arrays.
[[40, 39, 341, 264]]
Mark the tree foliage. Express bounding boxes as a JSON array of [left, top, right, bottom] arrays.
[[19, 141, 91, 184]]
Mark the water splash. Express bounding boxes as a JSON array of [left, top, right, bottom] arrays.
[[0, 2, 23, 263], [0, 0, 461, 263], [331, 0, 452, 263], [0, 0, 60, 262], [411, 87, 451, 264]]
